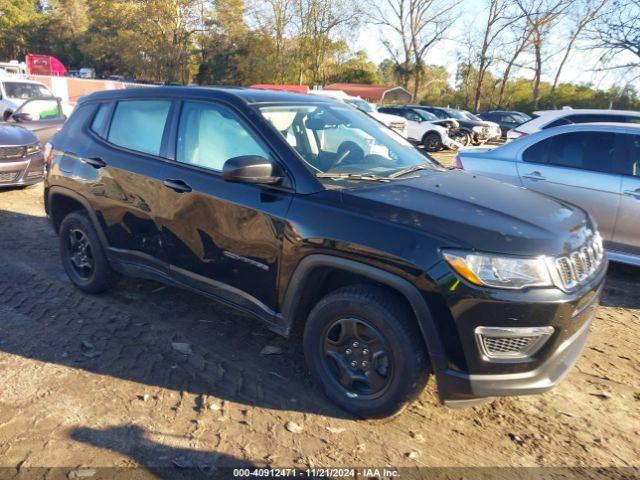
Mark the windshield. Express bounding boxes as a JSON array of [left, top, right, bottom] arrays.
[[442, 109, 467, 120], [461, 110, 482, 121], [345, 99, 373, 113], [416, 110, 438, 121], [3, 82, 51, 100], [258, 103, 441, 180]]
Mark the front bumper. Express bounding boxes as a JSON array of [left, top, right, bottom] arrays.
[[428, 258, 606, 405], [0, 154, 45, 187]]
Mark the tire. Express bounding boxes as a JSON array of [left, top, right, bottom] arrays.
[[303, 285, 430, 418], [59, 210, 118, 293], [451, 130, 471, 146], [421, 132, 443, 152]]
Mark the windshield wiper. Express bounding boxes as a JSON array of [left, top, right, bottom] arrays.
[[315, 172, 393, 182], [388, 164, 433, 178]]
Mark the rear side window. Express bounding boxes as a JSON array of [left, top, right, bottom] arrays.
[[566, 114, 626, 124], [524, 131, 617, 174], [90, 103, 111, 137], [108, 100, 171, 156], [544, 117, 572, 129], [176, 101, 269, 172]]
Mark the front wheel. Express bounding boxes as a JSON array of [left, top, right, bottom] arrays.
[[304, 285, 430, 418], [451, 130, 471, 147], [422, 132, 443, 152]]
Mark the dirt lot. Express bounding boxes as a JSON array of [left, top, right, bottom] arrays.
[[0, 152, 639, 479]]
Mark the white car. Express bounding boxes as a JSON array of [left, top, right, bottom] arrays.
[[377, 106, 463, 152], [0, 77, 73, 120], [308, 90, 408, 138], [459, 110, 502, 140], [506, 108, 640, 142]]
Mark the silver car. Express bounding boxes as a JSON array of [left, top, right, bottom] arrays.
[[456, 123, 640, 266]]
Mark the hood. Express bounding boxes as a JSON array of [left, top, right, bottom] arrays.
[[370, 111, 405, 125], [0, 123, 38, 146], [343, 169, 593, 257]]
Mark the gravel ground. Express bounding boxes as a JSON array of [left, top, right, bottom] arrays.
[[0, 154, 638, 479]]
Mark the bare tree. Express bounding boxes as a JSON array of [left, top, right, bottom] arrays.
[[470, 0, 518, 111], [372, 0, 460, 99], [515, 0, 569, 106], [292, 0, 363, 84], [588, 0, 640, 78], [551, 0, 610, 91], [496, 19, 534, 107]]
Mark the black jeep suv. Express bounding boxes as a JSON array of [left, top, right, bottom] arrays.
[[44, 87, 606, 418]]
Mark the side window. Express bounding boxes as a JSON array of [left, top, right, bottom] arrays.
[[108, 100, 171, 156], [566, 114, 625, 123], [176, 101, 269, 172], [90, 103, 111, 137], [405, 110, 422, 122], [500, 114, 517, 124], [546, 132, 616, 173], [522, 137, 553, 164], [617, 134, 640, 177], [543, 117, 572, 129], [624, 116, 640, 124]]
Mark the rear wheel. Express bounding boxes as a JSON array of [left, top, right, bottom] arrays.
[[422, 132, 443, 152], [59, 211, 118, 293], [304, 285, 430, 418]]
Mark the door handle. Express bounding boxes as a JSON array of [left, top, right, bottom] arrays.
[[522, 171, 546, 181], [83, 157, 107, 169], [163, 179, 192, 193], [623, 189, 640, 199]]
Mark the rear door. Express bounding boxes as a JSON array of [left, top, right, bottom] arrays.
[[611, 133, 640, 258], [516, 131, 623, 243], [157, 99, 293, 321], [76, 98, 174, 272]]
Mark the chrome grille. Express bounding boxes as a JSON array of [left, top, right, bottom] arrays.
[[484, 336, 534, 354], [0, 146, 25, 160], [553, 234, 604, 291], [0, 172, 18, 182]]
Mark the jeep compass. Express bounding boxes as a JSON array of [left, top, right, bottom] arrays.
[[44, 87, 607, 418]]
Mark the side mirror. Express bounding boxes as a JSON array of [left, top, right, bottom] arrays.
[[222, 155, 283, 185], [11, 112, 34, 122]]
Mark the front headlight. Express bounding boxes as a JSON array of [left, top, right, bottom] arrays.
[[472, 126, 484, 132], [443, 250, 552, 289]]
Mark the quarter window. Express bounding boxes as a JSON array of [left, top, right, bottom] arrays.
[[108, 100, 171, 156], [176, 101, 269, 172], [90, 103, 111, 137]]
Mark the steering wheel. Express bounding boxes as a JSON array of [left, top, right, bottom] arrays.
[[330, 141, 365, 170]]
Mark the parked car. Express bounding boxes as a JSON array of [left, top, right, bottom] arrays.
[[308, 90, 408, 138], [0, 121, 45, 187], [377, 105, 461, 151], [45, 87, 606, 417], [0, 77, 73, 120], [456, 123, 640, 266], [412, 106, 495, 146], [458, 110, 502, 140], [4, 97, 67, 145], [506, 108, 640, 141], [478, 110, 530, 137]]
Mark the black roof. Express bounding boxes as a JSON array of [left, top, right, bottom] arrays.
[[78, 86, 335, 105]]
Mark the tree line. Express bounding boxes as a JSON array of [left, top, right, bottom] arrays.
[[1, 0, 639, 112]]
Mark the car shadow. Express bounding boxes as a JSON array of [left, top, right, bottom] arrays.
[[70, 425, 255, 479], [600, 262, 640, 309], [0, 208, 355, 420]]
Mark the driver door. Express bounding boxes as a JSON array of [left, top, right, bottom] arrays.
[[11, 97, 66, 144]]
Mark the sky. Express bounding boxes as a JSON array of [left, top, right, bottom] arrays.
[[355, 0, 636, 90]]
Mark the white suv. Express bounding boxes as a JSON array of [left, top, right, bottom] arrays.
[[0, 77, 73, 120], [308, 90, 408, 138], [507, 108, 640, 141]]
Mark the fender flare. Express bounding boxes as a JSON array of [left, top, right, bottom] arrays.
[[47, 186, 110, 249], [281, 254, 448, 373]]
